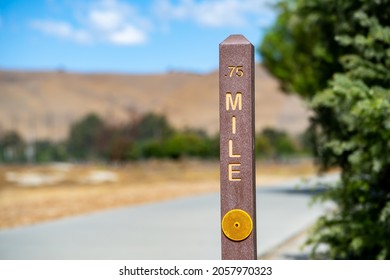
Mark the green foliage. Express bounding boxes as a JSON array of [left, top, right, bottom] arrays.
[[67, 113, 105, 160], [65, 112, 220, 161], [256, 128, 302, 158], [0, 131, 68, 163], [34, 141, 68, 163], [262, 0, 390, 259], [259, 0, 344, 97], [1, 113, 306, 163], [136, 113, 174, 140], [140, 129, 218, 159], [0, 131, 25, 162], [255, 134, 273, 157]]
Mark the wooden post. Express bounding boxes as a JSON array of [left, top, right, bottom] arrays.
[[219, 34, 257, 260]]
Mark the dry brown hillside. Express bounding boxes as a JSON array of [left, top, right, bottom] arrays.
[[0, 65, 309, 141]]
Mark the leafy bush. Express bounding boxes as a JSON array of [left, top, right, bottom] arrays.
[[261, 0, 390, 259]]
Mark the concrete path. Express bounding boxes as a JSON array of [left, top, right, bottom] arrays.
[[0, 174, 338, 259]]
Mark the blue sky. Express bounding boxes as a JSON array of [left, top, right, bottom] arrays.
[[0, 0, 277, 74]]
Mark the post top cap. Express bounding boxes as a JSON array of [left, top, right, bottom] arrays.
[[220, 34, 252, 45]]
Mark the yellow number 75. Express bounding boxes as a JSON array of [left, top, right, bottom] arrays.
[[228, 66, 244, 77]]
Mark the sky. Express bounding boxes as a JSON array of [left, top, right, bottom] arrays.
[[0, 0, 277, 74]]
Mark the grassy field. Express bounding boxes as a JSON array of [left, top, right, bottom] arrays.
[[0, 159, 317, 229]]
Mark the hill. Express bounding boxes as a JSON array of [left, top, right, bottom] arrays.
[[0, 65, 309, 141]]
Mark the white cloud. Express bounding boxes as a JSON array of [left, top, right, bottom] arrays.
[[154, 0, 276, 28], [194, 0, 245, 27], [31, 0, 148, 46], [30, 20, 91, 43], [89, 10, 123, 31], [108, 25, 146, 45], [85, 0, 148, 45]]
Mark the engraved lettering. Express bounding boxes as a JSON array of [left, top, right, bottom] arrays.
[[228, 163, 241, 181], [232, 116, 237, 134], [226, 92, 242, 111], [228, 66, 244, 77], [228, 139, 240, 158]]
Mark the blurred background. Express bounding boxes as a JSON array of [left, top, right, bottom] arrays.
[[2, 0, 387, 260], [0, 0, 313, 230]]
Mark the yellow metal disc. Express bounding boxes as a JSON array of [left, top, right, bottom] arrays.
[[222, 209, 253, 241]]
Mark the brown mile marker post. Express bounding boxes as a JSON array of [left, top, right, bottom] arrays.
[[219, 34, 257, 260]]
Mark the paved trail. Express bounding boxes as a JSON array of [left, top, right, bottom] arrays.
[[0, 174, 337, 259]]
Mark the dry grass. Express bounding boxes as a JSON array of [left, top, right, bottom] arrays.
[[0, 159, 317, 229]]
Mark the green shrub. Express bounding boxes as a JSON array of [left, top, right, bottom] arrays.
[[261, 0, 390, 259]]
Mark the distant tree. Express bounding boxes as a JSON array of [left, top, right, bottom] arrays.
[[34, 140, 68, 163], [261, 128, 298, 158], [205, 133, 220, 158], [107, 137, 134, 162], [0, 131, 25, 162], [255, 134, 273, 157], [261, 0, 390, 259], [67, 113, 105, 160], [136, 113, 174, 141], [163, 130, 210, 159]]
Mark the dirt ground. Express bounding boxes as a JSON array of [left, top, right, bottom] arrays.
[[0, 159, 317, 229]]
